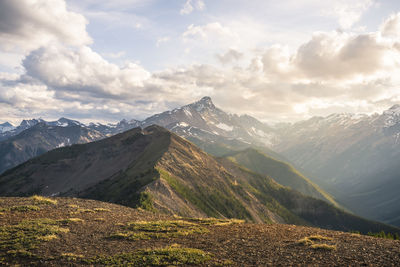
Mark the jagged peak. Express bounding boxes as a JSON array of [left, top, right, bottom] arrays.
[[188, 96, 216, 112], [388, 104, 400, 111], [383, 104, 400, 116], [0, 122, 13, 127], [20, 118, 44, 127]]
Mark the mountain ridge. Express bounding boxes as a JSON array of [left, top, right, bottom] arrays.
[[0, 125, 398, 235]]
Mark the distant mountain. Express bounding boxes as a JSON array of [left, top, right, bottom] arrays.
[[87, 119, 141, 136], [0, 118, 86, 141], [0, 125, 398, 235], [272, 104, 400, 226], [0, 123, 104, 174], [225, 148, 338, 206], [0, 122, 15, 133], [0, 119, 44, 141], [2, 97, 400, 227], [141, 96, 276, 147]]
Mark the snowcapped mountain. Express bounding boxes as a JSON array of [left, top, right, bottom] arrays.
[[0, 122, 15, 133], [141, 96, 276, 147], [0, 122, 104, 175], [88, 119, 140, 136], [0, 118, 86, 141]]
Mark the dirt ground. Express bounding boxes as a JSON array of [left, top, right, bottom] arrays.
[[0, 197, 399, 266]]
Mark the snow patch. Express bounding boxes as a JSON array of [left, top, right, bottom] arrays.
[[183, 107, 193, 117], [215, 123, 233, 131]]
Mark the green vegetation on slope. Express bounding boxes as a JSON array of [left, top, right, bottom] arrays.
[[226, 148, 338, 206], [159, 168, 253, 220]]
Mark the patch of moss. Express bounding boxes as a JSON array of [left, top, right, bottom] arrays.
[[60, 253, 84, 261], [9, 205, 40, 212], [136, 191, 155, 212], [110, 220, 208, 240], [0, 219, 69, 260], [84, 246, 211, 266]]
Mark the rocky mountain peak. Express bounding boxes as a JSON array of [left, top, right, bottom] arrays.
[[189, 96, 215, 112]]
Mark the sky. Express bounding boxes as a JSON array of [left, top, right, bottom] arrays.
[[1, 0, 400, 125]]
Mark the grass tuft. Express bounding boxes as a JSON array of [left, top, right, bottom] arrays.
[[110, 220, 209, 240], [37, 234, 58, 241], [84, 246, 212, 266], [93, 208, 111, 212], [0, 219, 69, 260], [60, 253, 84, 261], [31, 195, 58, 205], [307, 235, 332, 241], [9, 205, 40, 212], [297, 237, 313, 246]]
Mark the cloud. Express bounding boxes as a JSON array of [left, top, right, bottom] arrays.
[[156, 37, 171, 47], [321, 0, 373, 29], [0, 0, 91, 53], [182, 22, 238, 45], [22, 45, 150, 99], [381, 12, 400, 38], [180, 0, 205, 15], [256, 27, 398, 82], [217, 49, 244, 64]]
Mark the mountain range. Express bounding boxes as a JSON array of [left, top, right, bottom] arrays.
[[272, 105, 400, 226], [0, 125, 398, 235], [1, 97, 400, 227]]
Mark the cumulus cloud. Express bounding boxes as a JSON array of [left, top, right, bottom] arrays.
[[322, 0, 373, 29], [22, 45, 150, 99], [182, 22, 238, 44], [217, 49, 244, 64], [0, 0, 91, 53], [381, 13, 400, 38], [180, 0, 205, 15], [255, 28, 399, 82]]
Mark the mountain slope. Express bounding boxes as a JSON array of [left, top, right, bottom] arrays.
[[225, 148, 338, 206], [0, 123, 104, 175], [141, 96, 276, 147], [0, 125, 398, 235], [273, 105, 400, 226]]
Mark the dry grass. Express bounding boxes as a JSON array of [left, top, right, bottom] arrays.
[[30, 195, 58, 205], [308, 235, 333, 241], [93, 208, 111, 212], [37, 234, 58, 241], [297, 237, 313, 245], [58, 218, 84, 223]]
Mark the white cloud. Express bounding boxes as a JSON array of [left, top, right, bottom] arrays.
[[180, 0, 205, 15], [217, 49, 244, 64], [156, 37, 171, 47], [381, 13, 400, 38], [23, 45, 150, 99], [182, 22, 238, 44], [321, 0, 373, 29], [0, 0, 91, 53]]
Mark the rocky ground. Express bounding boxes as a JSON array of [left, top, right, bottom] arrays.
[[0, 197, 399, 266]]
